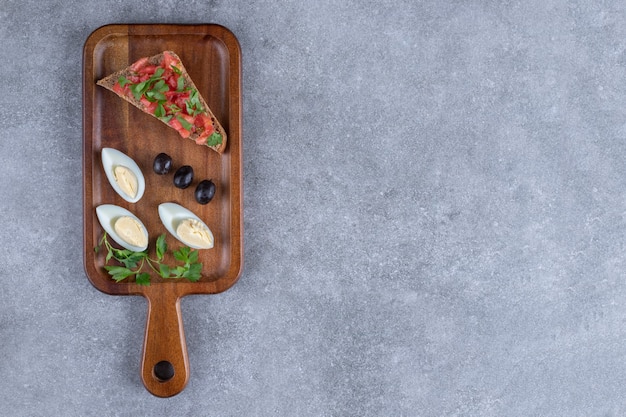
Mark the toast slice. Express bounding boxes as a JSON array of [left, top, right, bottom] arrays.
[[97, 51, 227, 153]]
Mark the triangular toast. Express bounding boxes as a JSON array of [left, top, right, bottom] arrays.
[[97, 51, 227, 153]]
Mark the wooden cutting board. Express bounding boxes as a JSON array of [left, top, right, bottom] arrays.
[[83, 24, 243, 397]]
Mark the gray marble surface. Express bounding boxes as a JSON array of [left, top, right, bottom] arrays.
[[2, 0, 626, 415]]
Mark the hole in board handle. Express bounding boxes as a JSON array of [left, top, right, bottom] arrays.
[[153, 360, 175, 382]]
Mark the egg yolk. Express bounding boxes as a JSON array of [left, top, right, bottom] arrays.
[[176, 219, 213, 249], [113, 165, 138, 198], [114, 216, 148, 248]]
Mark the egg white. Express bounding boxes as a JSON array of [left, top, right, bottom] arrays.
[[96, 204, 149, 252], [101, 147, 145, 203], [158, 202, 214, 249]]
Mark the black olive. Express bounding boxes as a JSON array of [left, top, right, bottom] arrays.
[[153, 153, 172, 175], [173, 165, 194, 189], [195, 179, 216, 204]]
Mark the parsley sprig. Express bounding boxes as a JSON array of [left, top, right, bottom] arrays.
[[95, 233, 203, 286]]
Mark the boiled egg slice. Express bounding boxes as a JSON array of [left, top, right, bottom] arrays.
[[96, 204, 149, 252], [158, 202, 214, 249], [101, 147, 145, 203]]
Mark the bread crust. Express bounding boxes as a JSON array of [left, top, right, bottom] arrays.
[[96, 51, 227, 154]]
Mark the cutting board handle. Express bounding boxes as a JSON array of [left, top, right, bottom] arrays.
[[140, 290, 189, 397]]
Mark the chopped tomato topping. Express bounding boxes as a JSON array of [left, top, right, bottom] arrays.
[[130, 57, 150, 72], [112, 82, 125, 95], [161, 51, 180, 70], [140, 65, 158, 76], [192, 115, 216, 145], [178, 113, 195, 125], [174, 92, 190, 110], [168, 118, 181, 130], [164, 90, 178, 100], [140, 97, 158, 114], [167, 118, 191, 138], [166, 75, 178, 90], [196, 114, 214, 133]]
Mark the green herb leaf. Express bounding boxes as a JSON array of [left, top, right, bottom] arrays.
[[104, 265, 135, 282], [185, 89, 205, 116], [152, 91, 167, 101], [167, 103, 181, 114], [173, 246, 190, 262], [176, 114, 193, 131], [109, 250, 146, 269], [156, 234, 167, 261], [183, 262, 203, 282], [171, 65, 182, 75], [118, 76, 131, 87], [206, 132, 222, 146], [181, 247, 192, 261], [177, 76, 185, 92], [131, 81, 148, 99], [153, 79, 169, 93], [185, 100, 195, 116], [145, 90, 167, 103], [187, 250, 199, 264], [135, 273, 151, 286], [159, 263, 171, 278], [152, 67, 165, 79], [154, 103, 166, 118], [103, 265, 130, 275]]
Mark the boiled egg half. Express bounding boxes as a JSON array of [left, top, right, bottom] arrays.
[[96, 204, 149, 252], [158, 202, 214, 249], [101, 147, 145, 203]]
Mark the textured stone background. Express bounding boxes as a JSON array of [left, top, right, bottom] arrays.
[[2, 0, 626, 415]]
